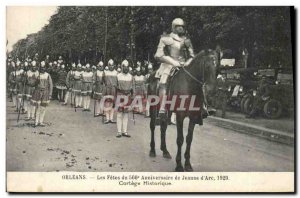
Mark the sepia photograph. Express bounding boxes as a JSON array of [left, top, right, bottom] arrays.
[[5, 5, 295, 192]]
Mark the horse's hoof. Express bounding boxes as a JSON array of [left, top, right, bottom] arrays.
[[163, 151, 172, 159], [175, 165, 184, 172], [149, 150, 156, 157], [184, 163, 194, 172]]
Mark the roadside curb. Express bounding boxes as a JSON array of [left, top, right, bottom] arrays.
[[206, 116, 294, 146]]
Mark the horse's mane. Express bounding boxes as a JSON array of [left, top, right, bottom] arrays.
[[189, 49, 216, 67]]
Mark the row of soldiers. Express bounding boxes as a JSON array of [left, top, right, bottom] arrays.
[[7, 56, 154, 137]]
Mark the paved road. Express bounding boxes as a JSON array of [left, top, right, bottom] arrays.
[[6, 100, 294, 172]]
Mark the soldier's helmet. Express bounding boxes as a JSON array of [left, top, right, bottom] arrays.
[[121, 60, 129, 67], [172, 18, 185, 31], [31, 61, 37, 67], [98, 61, 104, 67], [148, 63, 153, 70], [41, 61, 46, 67], [108, 59, 114, 66]]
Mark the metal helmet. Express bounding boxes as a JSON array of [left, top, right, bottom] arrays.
[[98, 61, 104, 67], [148, 63, 153, 70], [172, 18, 185, 30], [108, 59, 114, 66], [31, 61, 36, 67], [121, 60, 129, 67]]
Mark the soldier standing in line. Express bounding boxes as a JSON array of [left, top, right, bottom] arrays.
[[56, 64, 68, 103], [31, 61, 53, 127], [20, 62, 29, 114], [51, 61, 59, 100], [116, 60, 134, 138], [144, 63, 153, 117], [103, 59, 118, 124], [93, 61, 105, 116], [73, 63, 83, 108], [64, 63, 76, 106], [8, 62, 17, 108], [25, 61, 39, 121], [133, 67, 146, 114], [81, 64, 94, 111], [15, 61, 25, 112]]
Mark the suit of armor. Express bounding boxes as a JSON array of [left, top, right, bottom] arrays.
[[154, 32, 194, 84]]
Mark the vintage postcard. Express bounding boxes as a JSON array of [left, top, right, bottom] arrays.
[[6, 6, 295, 192]]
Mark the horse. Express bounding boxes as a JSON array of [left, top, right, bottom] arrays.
[[147, 49, 217, 171]]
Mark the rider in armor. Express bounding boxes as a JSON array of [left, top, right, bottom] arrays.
[[154, 18, 195, 117]]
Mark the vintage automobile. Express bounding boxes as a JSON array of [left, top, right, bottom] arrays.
[[243, 68, 294, 119]]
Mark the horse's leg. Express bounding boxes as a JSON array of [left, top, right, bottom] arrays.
[[184, 120, 196, 172], [175, 114, 184, 171], [149, 109, 156, 157], [160, 117, 171, 159]]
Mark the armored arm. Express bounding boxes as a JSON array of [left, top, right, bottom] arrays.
[[184, 38, 195, 66], [154, 36, 180, 67]]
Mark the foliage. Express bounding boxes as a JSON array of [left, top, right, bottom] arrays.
[[10, 6, 293, 68]]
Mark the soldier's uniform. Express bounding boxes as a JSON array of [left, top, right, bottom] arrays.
[[116, 60, 134, 138], [8, 62, 17, 108], [64, 63, 76, 105], [104, 59, 118, 123], [144, 63, 153, 117], [31, 61, 53, 127], [81, 64, 94, 111], [15, 62, 25, 112], [56, 65, 68, 102], [154, 18, 194, 116], [51, 61, 59, 100], [25, 61, 39, 120], [133, 67, 146, 113], [73, 64, 83, 107], [93, 61, 105, 116]]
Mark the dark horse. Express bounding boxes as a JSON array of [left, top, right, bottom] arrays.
[[148, 49, 217, 171]]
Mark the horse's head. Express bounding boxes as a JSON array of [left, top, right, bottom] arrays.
[[189, 49, 217, 93]]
